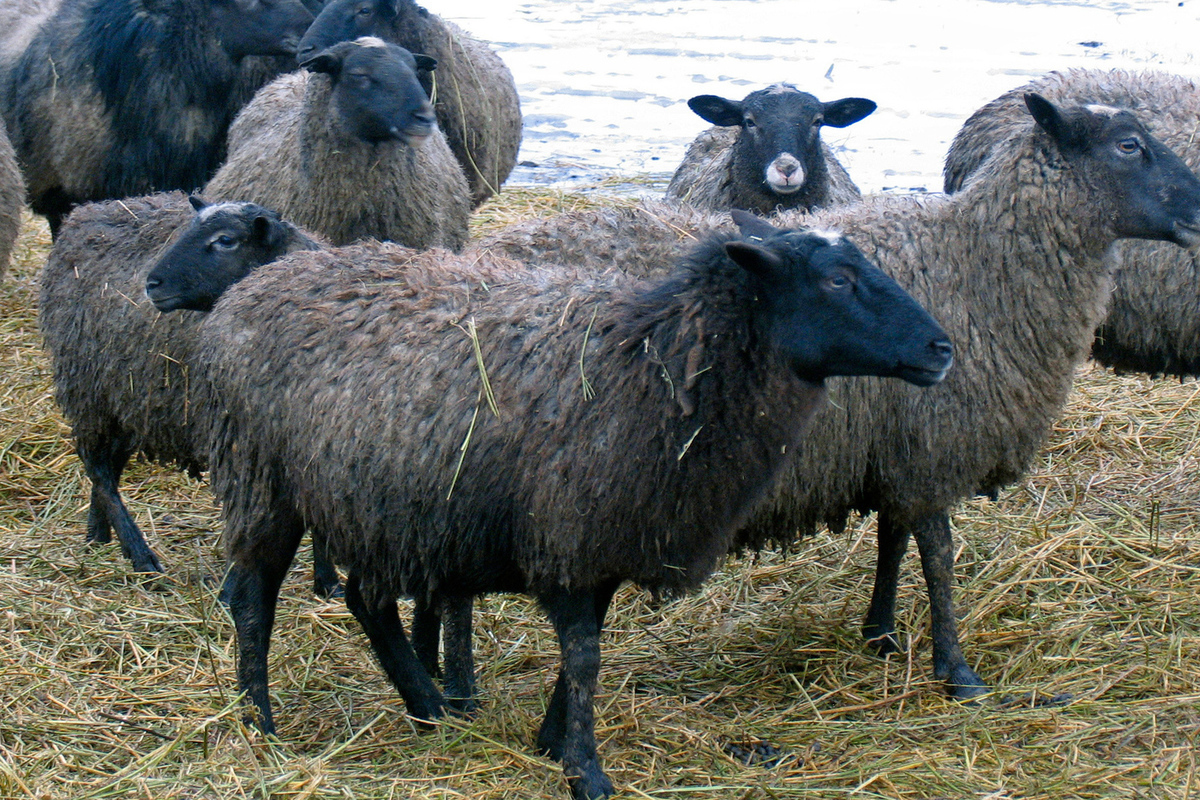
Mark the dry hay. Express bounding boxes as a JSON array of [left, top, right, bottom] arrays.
[[1, 194, 1198, 800]]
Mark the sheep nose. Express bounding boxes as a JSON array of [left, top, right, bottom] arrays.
[[777, 162, 798, 177], [930, 338, 954, 366], [145, 276, 161, 291], [296, 43, 316, 63]]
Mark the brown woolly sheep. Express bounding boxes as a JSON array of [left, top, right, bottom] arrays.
[[190, 216, 952, 799], [467, 95, 1200, 701], [666, 84, 875, 214], [944, 68, 1200, 377], [204, 38, 470, 251], [38, 192, 339, 595], [296, 0, 522, 207]]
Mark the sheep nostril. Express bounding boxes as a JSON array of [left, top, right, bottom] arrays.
[[146, 277, 161, 291]]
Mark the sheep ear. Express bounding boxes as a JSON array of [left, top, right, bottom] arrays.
[[413, 54, 437, 73], [251, 213, 284, 249], [822, 97, 877, 128], [730, 209, 778, 242], [188, 195, 209, 213], [302, 46, 345, 75], [726, 240, 786, 283], [687, 95, 744, 127], [1025, 93, 1070, 142]]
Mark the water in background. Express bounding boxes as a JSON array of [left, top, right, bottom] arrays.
[[432, 0, 1200, 194]]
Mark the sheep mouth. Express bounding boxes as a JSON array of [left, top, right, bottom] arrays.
[[1171, 219, 1200, 247], [768, 181, 804, 195], [147, 292, 185, 313], [894, 361, 952, 387]]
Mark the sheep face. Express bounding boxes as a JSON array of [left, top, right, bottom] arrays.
[[305, 38, 437, 144], [729, 211, 953, 387], [296, 0, 399, 63], [1025, 93, 1200, 247], [211, 0, 315, 60], [688, 86, 875, 198], [145, 197, 295, 312]]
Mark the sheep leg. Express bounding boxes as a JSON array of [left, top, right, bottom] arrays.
[[409, 595, 477, 713], [861, 510, 908, 657], [441, 595, 476, 713], [537, 586, 615, 800], [343, 572, 445, 723], [911, 513, 989, 699], [226, 513, 305, 736], [308, 528, 342, 598], [536, 579, 619, 763], [78, 433, 163, 573]]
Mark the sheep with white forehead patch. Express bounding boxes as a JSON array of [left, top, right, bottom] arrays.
[[666, 83, 876, 214], [205, 37, 471, 251], [466, 94, 1200, 702]]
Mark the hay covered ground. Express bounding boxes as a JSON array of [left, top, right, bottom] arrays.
[[1, 192, 1198, 800]]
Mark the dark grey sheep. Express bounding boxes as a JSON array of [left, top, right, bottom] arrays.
[[191, 216, 952, 799], [38, 192, 338, 596], [470, 95, 1200, 700], [666, 84, 875, 214], [205, 38, 470, 251], [5, 0, 314, 235], [944, 68, 1200, 377], [296, 0, 521, 207]]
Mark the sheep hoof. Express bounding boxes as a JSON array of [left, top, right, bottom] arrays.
[[944, 666, 990, 701], [864, 629, 904, 658], [312, 577, 343, 600], [568, 766, 614, 800], [446, 696, 478, 716]]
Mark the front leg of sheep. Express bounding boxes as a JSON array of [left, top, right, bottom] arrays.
[[912, 513, 987, 699], [861, 510, 909, 657], [78, 434, 164, 574], [539, 587, 615, 800]]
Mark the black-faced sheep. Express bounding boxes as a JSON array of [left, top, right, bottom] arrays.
[[665, 85, 875, 214], [0, 118, 24, 280], [204, 38, 470, 251], [189, 215, 952, 799], [39, 192, 340, 596], [296, 0, 521, 207], [944, 68, 1200, 377], [5, 0, 314, 235], [469, 95, 1200, 700]]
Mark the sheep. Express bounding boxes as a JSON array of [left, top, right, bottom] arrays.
[[204, 38, 470, 252], [944, 68, 1200, 377], [665, 84, 876, 214], [0, 118, 24, 280], [38, 191, 341, 597], [4, 0, 315, 235], [468, 95, 1200, 700], [189, 213, 953, 798], [296, 0, 522, 207]]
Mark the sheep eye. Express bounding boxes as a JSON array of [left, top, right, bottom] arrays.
[[825, 274, 853, 290], [743, 117, 756, 129], [357, 5, 373, 16], [1117, 137, 1141, 155], [212, 234, 239, 250]]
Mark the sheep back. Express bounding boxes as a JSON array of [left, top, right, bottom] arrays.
[[204, 70, 470, 251]]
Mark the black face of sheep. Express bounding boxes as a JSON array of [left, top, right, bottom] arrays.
[[688, 86, 876, 198], [210, 0, 316, 60], [145, 197, 299, 313], [1024, 93, 1200, 246], [295, 0, 401, 63], [729, 211, 953, 386], [302, 38, 438, 144]]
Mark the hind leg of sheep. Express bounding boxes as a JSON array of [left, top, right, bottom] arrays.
[[861, 510, 909, 657], [538, 586, 616, 800], [344, 573, 445, 723], [911, 513, 988, 699], [309, 529, 342, 598], [227, 513, 305, 736], [441, 595, 476, 713], [536, 582, 618, 760], [78, 433, 163, 573], [410, 597, 442, 678]]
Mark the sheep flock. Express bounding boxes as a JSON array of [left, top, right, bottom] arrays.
[[3, 2, 1200, 799]]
